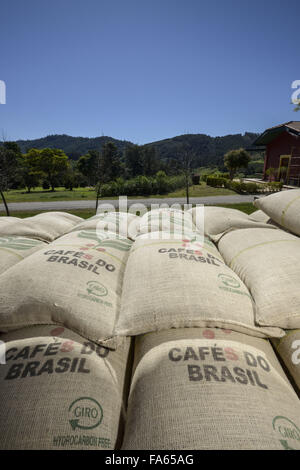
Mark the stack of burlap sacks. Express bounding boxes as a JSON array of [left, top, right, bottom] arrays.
[[0, 199, 300, 450], [117, 204, 300, 450], [0, 211, 137, 449]]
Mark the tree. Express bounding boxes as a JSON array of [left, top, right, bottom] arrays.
[[125, 144, 143, 177], [63, 161, 82, 190], [0, 145, 20, 215], [176, 145, 195, 204], [224, 148, 250, 180], [94, 142, 122, 210], [77, 150, 101, 187], [101, 142, 122, 181], [36, 148, 69, 191], [142, 146, 160, 176], [64, 169, 76, 191], [22, 149, 43, 192], [3, 141, 22, 157], [3, 141, 24, 190]]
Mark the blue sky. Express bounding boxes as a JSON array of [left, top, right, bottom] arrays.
[[0, 0, 299, 144]]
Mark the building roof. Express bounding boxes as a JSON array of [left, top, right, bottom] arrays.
[[253, 121, 300, 146]]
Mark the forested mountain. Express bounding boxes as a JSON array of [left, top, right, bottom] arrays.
[[16, 134, 132, 160], [16, 131, 260, 167], [146, 132, 260, 167]]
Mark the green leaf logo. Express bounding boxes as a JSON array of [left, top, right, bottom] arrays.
[[218, 273, 240, 289]]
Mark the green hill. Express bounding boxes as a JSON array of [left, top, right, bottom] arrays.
[[16, 131, 260, 167], [146, 132, 260, 168], [16, 134, 132, 160]]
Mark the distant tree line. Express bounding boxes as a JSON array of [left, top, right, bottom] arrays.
[[16, 132, 260, 168], [0, 137, 256, 214], [0, 140, 190, 212]]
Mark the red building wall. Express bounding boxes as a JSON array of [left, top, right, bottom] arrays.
[[263, 132, 300, 182]]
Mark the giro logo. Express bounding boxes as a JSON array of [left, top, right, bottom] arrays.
[[86, 281, 108, 297], [272, 416, 300, 450], [69, 397, 103, 430], [218, 273, 240, 289]]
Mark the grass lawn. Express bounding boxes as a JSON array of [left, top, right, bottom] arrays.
[[3, 187, 97, 203], [214, 203, 256, 214], [1, 203, 256, 219], [2, 182, 235, 203], [162, 184, 235, 198]]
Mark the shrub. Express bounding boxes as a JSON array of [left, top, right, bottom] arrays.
[[156, 171, 168, 194], [225, 180, 243, 193], [200, 168, 219, 182], [115, 178, 125, 195], [94, 173, 188, 198], [100, 183, 113, 197], [265, 167, 278, 182], [243, 183, 259, 194], [224, 181, 260, 194], [206, 176, 227, 188], [135, 176, 153, 196], [267, 181, 283, 192], [123, 179, 136, 196], [166, 175, 186, 193]]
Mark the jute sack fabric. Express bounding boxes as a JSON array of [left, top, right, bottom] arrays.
[[0, 212, 83, 242], [254, 189, 300, 237], [137, 209, 195, 237], [217, 228, 300, 329], [134, 229, 218, 249], [122, 226, 216, 249], [249, 209, 293, 235], [190, 206, 275, 237], [122, 328, 300, 450], [0, 236, 47, 275], [71, 212, 140, 241], [0, 217, 20, 225], [116, 233, 283, 338], [0, 230, 133, 348], [248, 210, 271, 223], [272, 330, 300, 394], [0, 325, 131, 450]]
